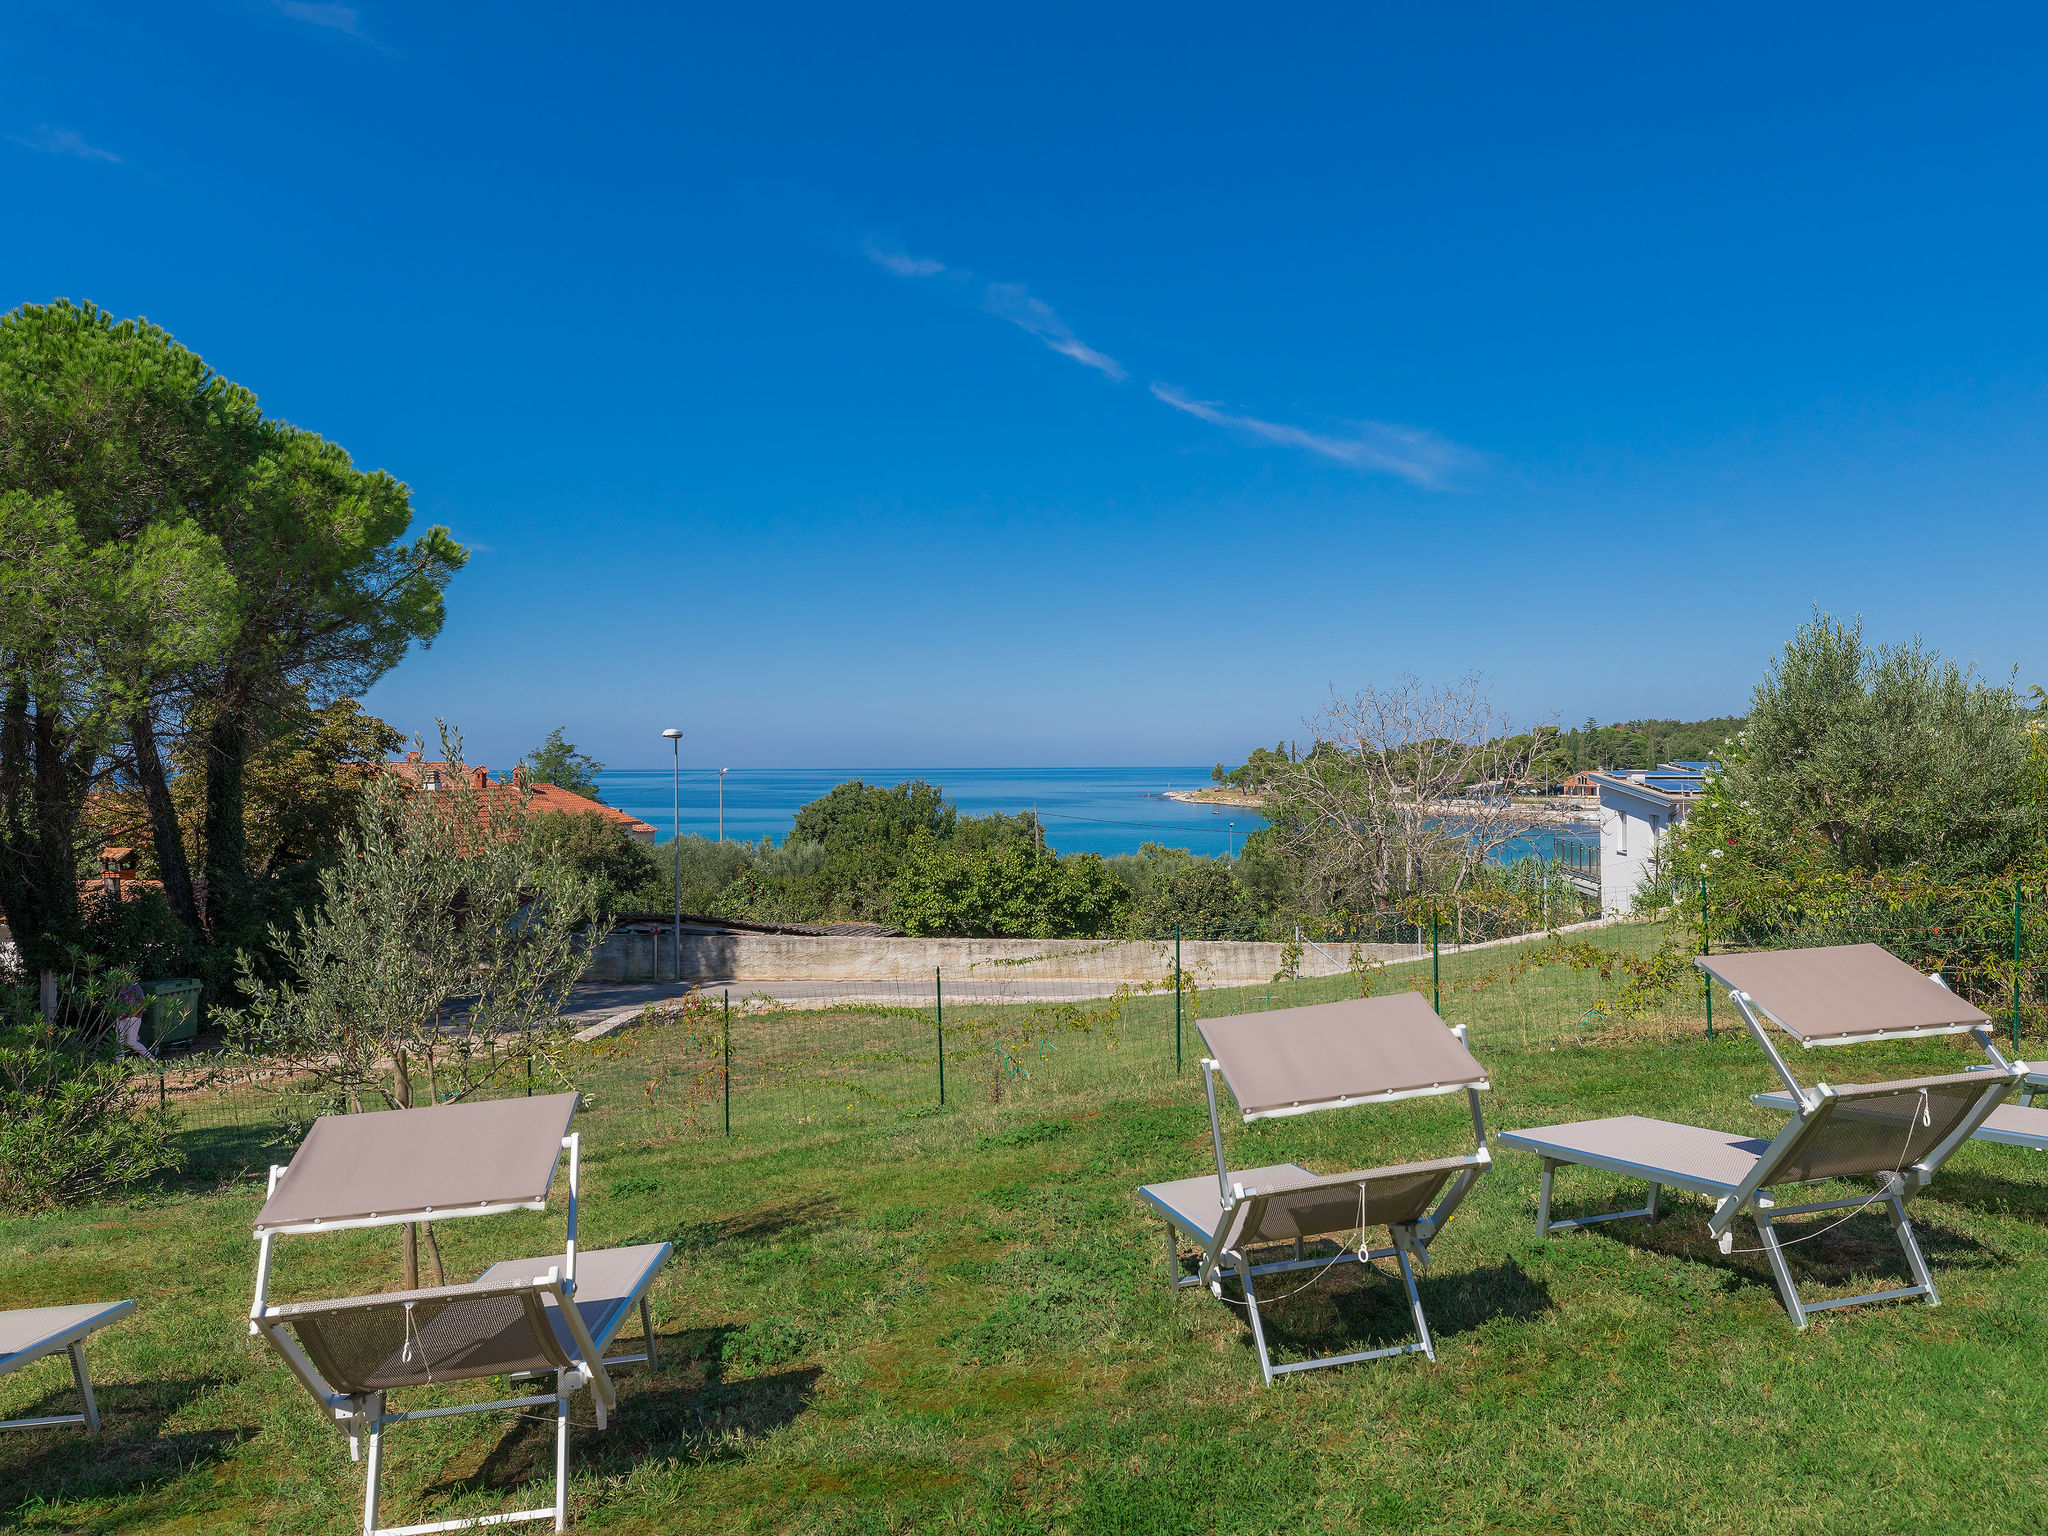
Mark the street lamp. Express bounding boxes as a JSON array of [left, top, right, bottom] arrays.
[[719, 767, 729, 843], [662, 728, 683, 984]]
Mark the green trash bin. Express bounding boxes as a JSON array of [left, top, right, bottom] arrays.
[[140, 979, 202, 1047]]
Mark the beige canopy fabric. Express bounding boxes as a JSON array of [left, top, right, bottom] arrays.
[[254, 1092, 580, 1232], [1198, 992, 1487, 1119], [1697, 944, 1990, 1042]]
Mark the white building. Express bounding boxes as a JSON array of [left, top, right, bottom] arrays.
[[1590, 764, 1712, 914]]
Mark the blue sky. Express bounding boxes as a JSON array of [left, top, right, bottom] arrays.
[[6, 5, 2045, 769]]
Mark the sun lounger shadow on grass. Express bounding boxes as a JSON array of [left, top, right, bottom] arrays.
[[1539, 1180, 2000, 1305], [1198, 1253, 1552, 1367], [0, 1371, 250, 1514]]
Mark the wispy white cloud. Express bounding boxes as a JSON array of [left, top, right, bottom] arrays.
[[861, 236, 1124, 382], [277, 1, 363, 31], [981, 283, 1125, 381], [1150, 383, 1474, 488], [862, 238, 947, 278], [9, 125, 120, 163]]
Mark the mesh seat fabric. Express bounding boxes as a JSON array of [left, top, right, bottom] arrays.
[[1768, 1076, 1989, 1185], [276, 1284, 571, 1394]]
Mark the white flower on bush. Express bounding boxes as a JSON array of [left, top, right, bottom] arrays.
[[1711, 848, 1725, 859]]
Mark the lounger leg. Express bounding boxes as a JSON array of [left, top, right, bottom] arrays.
[[1235, 1255, 1277, 1388], [1645, 1183, 1661, 1222], [1391, 1228, 1435, 1364], [553, 1378, 571, 1532], [361, 1395, 386, 1535], [1536, 1158, 1556, 1237], [1752, 1208, 1809, 1330], [66, 1341, 101, 1435], [1885, 1192, 1938, 1307], [639, 1295, 659, 1369], [1164, 1223, 1179, 1288]]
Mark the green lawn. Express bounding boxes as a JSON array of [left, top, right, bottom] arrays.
[[7, 923, 2048, 1533]]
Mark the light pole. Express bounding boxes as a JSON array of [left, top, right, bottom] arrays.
[[662, 728, 683, 984], [719, 767, 729, 843]]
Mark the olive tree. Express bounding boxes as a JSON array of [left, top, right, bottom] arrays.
[[230, 730, 609, 1287]]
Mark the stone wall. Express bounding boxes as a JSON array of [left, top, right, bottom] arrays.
[[581, 929, 1426, 986]]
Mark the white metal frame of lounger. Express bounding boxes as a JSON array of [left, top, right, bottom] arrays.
[[0, 1300, 135, 1434], [250, 1131, 653, 1535], [1512, 978, 2024, 1329], [1157, 1025, 1491, 1384]]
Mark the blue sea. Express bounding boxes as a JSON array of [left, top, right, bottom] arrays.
[[595, 766, 1594, 863]]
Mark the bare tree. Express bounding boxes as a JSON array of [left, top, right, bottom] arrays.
[[1263, 674, 1549, 910]]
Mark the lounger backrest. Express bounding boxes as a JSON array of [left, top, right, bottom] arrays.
[[1235, 1156, 1472, 1243], [1698, 944, 1991, 1044], [1761, 1072, 2005, 1185], [267, 1277, 575, 1394], [1199, 993, 1487, 1121]]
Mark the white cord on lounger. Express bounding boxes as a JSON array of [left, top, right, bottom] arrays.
[[1212, 1184, 1377, 1306], [1720, 1088, 1929, 1256]]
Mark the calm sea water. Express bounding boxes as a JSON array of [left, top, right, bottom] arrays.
[[595, 767, 1593, 863]]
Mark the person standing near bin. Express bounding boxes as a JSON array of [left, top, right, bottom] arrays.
[[110, 979, 154, 1060]]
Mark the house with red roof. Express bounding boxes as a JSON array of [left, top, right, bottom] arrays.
[[386, 754, 657, 843]]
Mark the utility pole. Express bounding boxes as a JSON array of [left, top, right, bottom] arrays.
[[719, 767, 729, 843]]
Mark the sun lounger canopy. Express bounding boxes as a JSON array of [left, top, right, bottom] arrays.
[[1696, 944, 1990, 1044], [1198, 992, 1487, 1120], [254, 1092, 579, 1234]]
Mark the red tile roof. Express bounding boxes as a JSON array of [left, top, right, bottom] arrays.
[[384, 758, 657, 842]]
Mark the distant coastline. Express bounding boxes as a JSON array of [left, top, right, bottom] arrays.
[[1162, 788, 1267, 808]]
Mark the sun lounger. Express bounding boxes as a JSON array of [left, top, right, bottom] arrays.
[[248, 1093, 672, 1535], [1137, 992, 1491, 1385], [1499, 944, 2026, 1328], [0, 1300, 135, 1433]]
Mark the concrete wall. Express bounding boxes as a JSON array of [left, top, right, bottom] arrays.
[[581, 928, 1425, 986]]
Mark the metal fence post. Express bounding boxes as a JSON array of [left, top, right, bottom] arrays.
[[2014, 881, 2024, 1053], [1174, 925, 1183, 1074], [1701, 876, 1713, 1041], [723, 990, 732, 1137], [935, 967, 946, 1107], [1431, 909, 1440, 1015]]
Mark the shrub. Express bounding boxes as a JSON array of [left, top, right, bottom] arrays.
[[0, 970, 181, 1214]]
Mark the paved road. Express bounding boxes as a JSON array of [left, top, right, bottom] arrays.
[[562, 976, 1133, 1022]]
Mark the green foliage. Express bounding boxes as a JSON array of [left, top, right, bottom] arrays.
[[1105, 843, 1255, 936], [1210, 742, 1295, 788], [0, 298, 466, 986], [1560, 715, 1746, 772], [1666, 614, 2043, 936], [77, 888, 203, 989], [0, 968, 181, 1214], [228, 726, 607, 1119], [522, 727, 605, 802], [524, 811, 662, 917], [893, 836, 1130, 938]]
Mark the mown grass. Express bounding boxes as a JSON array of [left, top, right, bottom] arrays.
[[6, 922, 2048, 1533]]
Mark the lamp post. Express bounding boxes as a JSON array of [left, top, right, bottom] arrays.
[[719, 767, 729, 843], [662, 728, 683, 984]]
